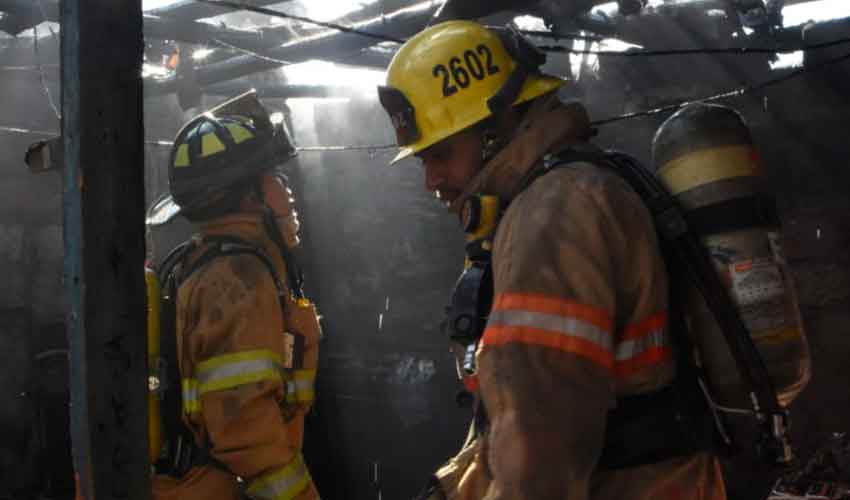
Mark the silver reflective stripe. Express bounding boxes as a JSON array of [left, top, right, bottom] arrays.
[[285, 377, 315, 403], [615, 329, 667, 361], [487, 309, 613, 351], [196, 357, 282, 394], [247, 454, 310, 500]]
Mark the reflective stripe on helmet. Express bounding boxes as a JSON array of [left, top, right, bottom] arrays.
[[173, 144, 190, 168], [225, 121, 255, 144], [200, 131, 226, 158]]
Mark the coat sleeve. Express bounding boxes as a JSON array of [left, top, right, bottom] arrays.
[[478, 165, 656, 500], [179, 254, 317, 500]]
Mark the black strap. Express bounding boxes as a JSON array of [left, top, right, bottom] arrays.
[[155, 240, 197, 477], [186, 236, 288, 309], [154, 235, 305, 478], [687, 194, 779, 235], [262, 210, 306, 300]]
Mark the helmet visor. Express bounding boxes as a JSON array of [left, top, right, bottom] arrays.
[[146, 193, 182, 227]]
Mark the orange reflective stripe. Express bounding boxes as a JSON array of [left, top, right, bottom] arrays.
[[622, 312, 668, 341], [493, 293, 613, 332], [482, 325, 614, 371], [484, 293, 615, 371]]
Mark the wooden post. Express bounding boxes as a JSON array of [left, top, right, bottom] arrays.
[[61, 1, 149, 499]]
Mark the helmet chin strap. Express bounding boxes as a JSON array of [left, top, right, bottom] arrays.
[[260, 192, 305, 299], [257, 175, 304, 299], [481, 128, 508, 165]]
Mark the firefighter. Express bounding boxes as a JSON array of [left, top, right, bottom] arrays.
[[149, 92, 322, 500], [378, 21, 726, 499]]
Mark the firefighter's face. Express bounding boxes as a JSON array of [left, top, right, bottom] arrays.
[[417, 128, 483, 205], [261, 170, 300, 247]]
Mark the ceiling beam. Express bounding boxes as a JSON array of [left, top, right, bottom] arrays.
[[146, 0, 290, 22], [145, 1, 439, 97]]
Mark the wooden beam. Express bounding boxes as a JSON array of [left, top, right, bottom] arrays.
[[61, 0, 149, 498], [145, 1, 438, 96]]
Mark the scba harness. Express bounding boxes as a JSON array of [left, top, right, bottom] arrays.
[[152, 235, 308, 478], [443, 148, 794, 470]]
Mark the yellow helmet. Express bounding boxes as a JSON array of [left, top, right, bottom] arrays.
[[379, 21, 564, 164]]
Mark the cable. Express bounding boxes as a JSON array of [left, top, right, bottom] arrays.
[[211, 38, 294, 66], [198, 0, 407, 44], [296, 144, 397, 152], [32, 26, 61, 120], [200, 0, 850, 61], [0, 125, 57, 137], [198, 0, 850, 59], [0, 126, 397, 152], [520, 29, 604, 42], [5, 45, 849, 146], [540, 36, 850, 56], [591, 49, 850, 126], [0, 64, 59, 72]]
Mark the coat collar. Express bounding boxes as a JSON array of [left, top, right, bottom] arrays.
[[450, 94, 593, 213]]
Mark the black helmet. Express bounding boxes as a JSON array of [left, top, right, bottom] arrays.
[[147, 91, 296, 226]]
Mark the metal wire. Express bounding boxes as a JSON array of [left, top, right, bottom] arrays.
[[519, 29, 604, 42], [591, 49, 850, 126], [4, 47, 850, 148], [32, 26, 61, 120], [0, 125, 57, 137], [211, 38, 294, 66], [296, 144, 397, 152], [143, 140, 398, 152], [540, 36, 850, 56], [196, 0, 850, 59], [0, 64, 59, 72]]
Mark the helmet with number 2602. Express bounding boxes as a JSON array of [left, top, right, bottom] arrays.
[[378, 21, 564, 164]]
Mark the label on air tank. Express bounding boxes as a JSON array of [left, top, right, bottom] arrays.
[[729, 257, 788, 334]]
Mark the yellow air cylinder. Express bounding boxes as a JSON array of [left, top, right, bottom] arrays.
[[652, 103, 810, 409], [145, 267, 163, 463]]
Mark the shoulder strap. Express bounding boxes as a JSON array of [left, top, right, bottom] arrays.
[[184, 235, 288, 309], [544, 149, 793, 465], [154, 236, 303, 478]]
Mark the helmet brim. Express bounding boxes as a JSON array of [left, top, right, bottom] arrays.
[[386, 76, 565, 166], [146, 194, 182, 226], [390, 146, 415, 165]]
